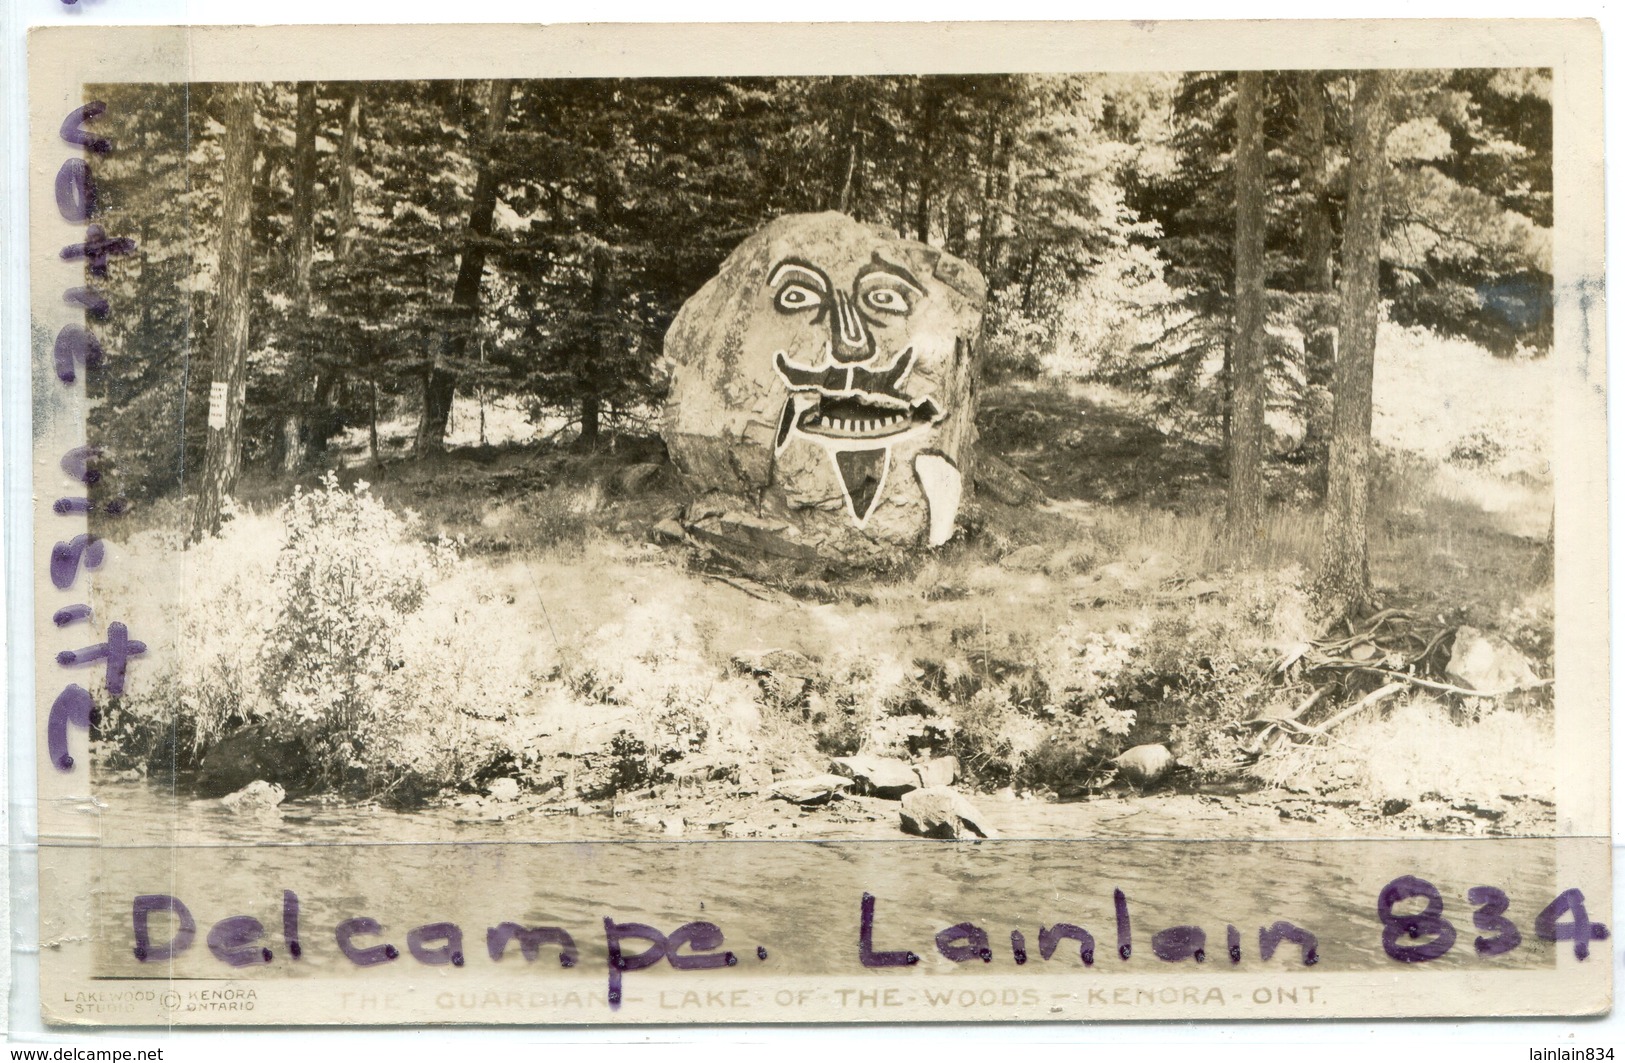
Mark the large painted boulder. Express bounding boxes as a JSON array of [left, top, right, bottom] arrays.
[[662, 212, 985, 553]]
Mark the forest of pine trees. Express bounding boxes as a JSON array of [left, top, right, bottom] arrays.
[[82, 70, 1553, 607]]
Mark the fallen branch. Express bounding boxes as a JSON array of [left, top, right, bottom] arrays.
[[1360, 667, 1554, 699], [1264, 717, 1324, 739], [1242, 685, 1328, 731], [1286, 685, 1330, 721], [1242, 686, 1332, 757], [1307, 681, 1407, 735]]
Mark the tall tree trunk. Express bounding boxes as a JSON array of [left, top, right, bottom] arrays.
[[1295, 71, 1338, 454], [987, 126, 1015, 285], [976, 119, 1000, 275], [282, 81, 319, 474], [1318, 70, 1394, 613], [334, 85, 363, 261], [189, 83, 258, 543], [289, 83, 318, 296], [309, 86, 363, 461], [369, 377, 380, 468], [913, 81, 936, 243], [580, 392, 601, 449], [945, 195, 967, 258], [417, 79, 513, 456], [1226, 71, 1269, 556], [1295, 72, 1334, 295], [835, 95, 859, 214]]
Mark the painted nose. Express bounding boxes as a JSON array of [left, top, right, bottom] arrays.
[[830, 290, 874, 364]]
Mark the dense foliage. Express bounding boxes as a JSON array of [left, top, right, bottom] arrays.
[[101, 476, 539, 800], [83, 71, 1551, 495]]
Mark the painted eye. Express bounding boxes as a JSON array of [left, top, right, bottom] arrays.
[[863, 287, 910, 314], [775, 284, 823, 312]]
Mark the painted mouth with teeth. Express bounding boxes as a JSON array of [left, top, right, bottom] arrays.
[[790, 394, 941, 442], [772, 348, 943, 449]]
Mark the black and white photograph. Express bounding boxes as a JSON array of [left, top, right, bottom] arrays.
[[23, 19, 1609, 1026]]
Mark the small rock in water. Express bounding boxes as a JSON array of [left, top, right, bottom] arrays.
[[899, 786, 996, 840], [662, 816, 686, 837], [830, 755, 918, 799], [221, 780, 285, 815], [771, 773, 853, 805], [1111, 744, 1174, 787], [486, 777, 522, 802]]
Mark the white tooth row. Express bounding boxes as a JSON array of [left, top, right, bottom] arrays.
[[815, 413, 907, 433]]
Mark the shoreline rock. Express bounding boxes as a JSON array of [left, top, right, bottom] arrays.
[[899, 786, 996, 839], [771, 773, 853, 805], [221, 780, 285, 815], [831, 754, 918, 799]]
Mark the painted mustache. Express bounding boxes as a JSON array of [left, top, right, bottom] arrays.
[[773, 348, 943, 445]]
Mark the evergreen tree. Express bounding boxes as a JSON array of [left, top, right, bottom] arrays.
[[1318, 69, 1395, 612], [416, 79, 514, 456], [190, 82, 258, 542], [1227, 71, 1269, 554]]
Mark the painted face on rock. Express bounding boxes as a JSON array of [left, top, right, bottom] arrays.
[[767, 253, 949, 526]]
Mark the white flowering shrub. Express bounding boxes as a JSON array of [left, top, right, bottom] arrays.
[[942, 572, 1315, 792], [258, 474, 433, 782], [109, 475, 539, 801]]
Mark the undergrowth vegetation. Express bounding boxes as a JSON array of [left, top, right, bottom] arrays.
[[102, 475, 541, 801], [94, 365, 1555, 819]]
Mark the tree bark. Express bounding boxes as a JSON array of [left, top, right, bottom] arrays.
[[334, 85, 363, 260], [417, 78, 513, 456], [369, 378, 380, 468], [913, 81, 936, 243], [282, 81, 319, 473], [987, 125, 1015, 286], [945, 195, 967, 258], [1295, 71, 1338, 452], [976, 119, 1000, 275], [308, 87, 363, 462], [1318, 70, 1394, 613], [1295, 72, 1334, 295], [1226, 71, 1270, 556], [580, 392, 601, 449], [189, 83, 258, 543], [834, 94, 859, 214], [289, 83, 318, 296]]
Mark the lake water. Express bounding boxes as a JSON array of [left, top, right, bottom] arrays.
[[66, 781, 1574, 988]]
